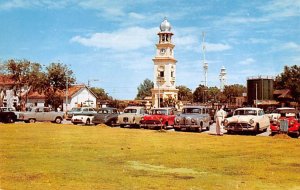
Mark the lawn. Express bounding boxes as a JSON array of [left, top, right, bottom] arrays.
[[1, 123, 300, 190]]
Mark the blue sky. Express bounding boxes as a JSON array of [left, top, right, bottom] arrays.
[[0, 0, 299, 99]]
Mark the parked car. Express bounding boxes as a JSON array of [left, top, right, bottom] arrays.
[[140, 107, 176, 130], [71, 115, 94, 125], [18, 107, 64, 123], [224, 107, 270, 134], [270, 109, 300, 138], [92, 107, 119, 126], [118, 106, 147, 128], [0, 107, 21, 120], [174, 106, 211, 132], [267, 107, 296, 123], [0, 107, 17, 123], [66, 107, 97, 120]]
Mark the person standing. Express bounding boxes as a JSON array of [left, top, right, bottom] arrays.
[[215, 106, 227, 135]]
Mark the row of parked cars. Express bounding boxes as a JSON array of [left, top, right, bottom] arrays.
[[1, 105, 299, 138]]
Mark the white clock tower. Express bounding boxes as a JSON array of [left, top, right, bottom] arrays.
[[151, 18, 178, 108]]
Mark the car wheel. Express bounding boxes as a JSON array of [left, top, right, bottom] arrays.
[[29, 118, 36, 123], [255, 124, 260, 134], [86, 119, 90, 125], [120, 124, 125, 128], [227, 130, 232, 135], [55, 117, 62, 124], [7, 117, 15, 123]]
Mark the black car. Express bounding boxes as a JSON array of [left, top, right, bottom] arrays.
[[92, 107, 119, 126], [0, 107, 17, 123]]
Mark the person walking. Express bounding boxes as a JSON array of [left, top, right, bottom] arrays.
[[215, 106, 227, 135]]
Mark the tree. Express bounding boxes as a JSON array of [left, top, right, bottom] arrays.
[[206, 87, 221, 103], [44, 63, 76, 109], [193, 84, 206, 103], [274, 65, 300, 103], [223, 84, 246, 103], [90, 87, 112, 100], [176, 85, 193, 101], [136, 78, 154, 100]]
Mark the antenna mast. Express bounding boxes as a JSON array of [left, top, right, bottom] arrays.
[[202, 32, 208, 87]]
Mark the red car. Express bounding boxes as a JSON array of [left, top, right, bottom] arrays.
[[270, 110, 300, 138], [140, 107, 176, 130]]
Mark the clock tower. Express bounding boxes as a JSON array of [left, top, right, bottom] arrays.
[[151, 18, 178, 108]]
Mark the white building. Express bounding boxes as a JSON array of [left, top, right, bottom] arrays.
[[26, 84, 97, 111], [151, 18, 178, 108]]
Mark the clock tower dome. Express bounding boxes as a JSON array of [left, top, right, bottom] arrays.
[[151, 18, 178, 108]]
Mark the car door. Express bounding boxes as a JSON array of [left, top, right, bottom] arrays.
[[35, 107, 45, 121], [43, 107, 52, 121]]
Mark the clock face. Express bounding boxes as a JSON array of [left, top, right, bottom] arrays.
[[160, 48, 166, 54]]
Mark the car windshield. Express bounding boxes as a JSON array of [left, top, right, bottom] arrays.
[[71, 108, 82, 112], [150, 109, 167, 115], [183, 108, 201, 114], [98, 109, 112, 114], [124, 109, 137, 113], [234, 110, 257, 116]]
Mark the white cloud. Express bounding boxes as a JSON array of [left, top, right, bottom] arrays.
[[260, 0, 300, 18], [238, 58, 256, 65], [282, 42, 300, 51], [70, 27, 157, 51], [0, 0, 70, 10]]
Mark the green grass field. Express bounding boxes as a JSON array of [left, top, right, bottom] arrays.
[[1, 123, 300, 190]]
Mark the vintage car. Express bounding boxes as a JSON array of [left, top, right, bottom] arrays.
[[92, 107, 119, 126], [224, 107, 270, 134], [174, 106, 211, 132], [118, 106, 147, 128], [1, 107, 21, 120], [71, 115, 94, 125], [140, 107, 176, 129], [270, 109, 300, 138], [18, 107, 64, 123], [0, 107, 17, 123], [267, 107, 296, 123], [66, 107, 97, 120]]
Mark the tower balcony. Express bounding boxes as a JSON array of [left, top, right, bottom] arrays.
[[156, 76, 165, 82]]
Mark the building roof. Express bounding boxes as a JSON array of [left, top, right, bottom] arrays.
[[273, 89, 292, 99], [0, 75, 14, 86], [26, 85, 96, 100]]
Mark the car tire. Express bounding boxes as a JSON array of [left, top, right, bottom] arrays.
[[55, 117, 62, 124], [29, 118, 36, 123], [7, 117, 15, 123], [86, 119, 90, 125]]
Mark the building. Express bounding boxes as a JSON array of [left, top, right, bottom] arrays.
[[26, 84, 97, 111], [151, 18, 178, 108], [219, 66, 226, 92], [0, 75, 20, 109], [247, 76, 274, 106]]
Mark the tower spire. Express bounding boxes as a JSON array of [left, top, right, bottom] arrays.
[[202, 32, 208, 87]]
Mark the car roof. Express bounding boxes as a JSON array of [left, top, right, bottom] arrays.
[[125, 106, 144, 109], [182, 106, 207, 108], [276, 107, 295, 110], [235, 107, 262, 111], [151, 107, 174, 110]]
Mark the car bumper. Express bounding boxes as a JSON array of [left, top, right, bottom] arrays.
[[225, 124, 255, 131]]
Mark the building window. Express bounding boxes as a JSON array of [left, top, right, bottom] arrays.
[[160, 71, 164, 77]]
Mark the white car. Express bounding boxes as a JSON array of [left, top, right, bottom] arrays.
[[267, 107, 296, 123], [224, 107, 270, 134], [118, 106, 147, 128], [71, 115, 94, 125]]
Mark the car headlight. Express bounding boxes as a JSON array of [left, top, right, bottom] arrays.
[[141, 117, 144, 121], [249, 119, 254, 125], [290, 120, 295, 125], [175, 118, 180, 123], [191, 118, 196, 123]]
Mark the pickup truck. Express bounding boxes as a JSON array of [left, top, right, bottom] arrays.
[[18, 107, 64, 123], [0, 107, 17, 123]]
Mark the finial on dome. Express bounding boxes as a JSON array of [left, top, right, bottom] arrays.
[[160, 17, 172, 32]]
